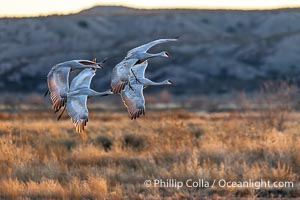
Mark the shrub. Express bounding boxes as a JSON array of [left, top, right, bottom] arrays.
[[239, 80, 296, 131], [122, 134, 146, 151], [94, 135, 113, 152]]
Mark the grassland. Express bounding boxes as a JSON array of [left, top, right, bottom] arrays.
[[0, 107, 299, 199]]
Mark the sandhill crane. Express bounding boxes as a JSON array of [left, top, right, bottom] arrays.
[[46, 59, 105, 112], [111, 38, 177, 94], [121, 61, 173, 119], [66, 68, 113, 133]]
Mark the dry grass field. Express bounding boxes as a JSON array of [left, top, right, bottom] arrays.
[[0, 106, 299, 199]]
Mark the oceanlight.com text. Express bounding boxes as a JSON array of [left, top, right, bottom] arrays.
[[144, 179, 294, 190]]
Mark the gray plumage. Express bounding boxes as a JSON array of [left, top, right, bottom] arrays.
[[66, 68, 113, 133], [121, 61, 173, 119], [126, 38, 178, 56], [47, 59, 103, 112], [121, 79, 145, 120], [111, 38, 177, 94]]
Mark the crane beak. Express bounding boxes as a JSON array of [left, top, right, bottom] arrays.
[[95, 64, 103, 69], [101, 57, 109, 64], [165, 51, 171, 57], [168, 80, 174, 85]]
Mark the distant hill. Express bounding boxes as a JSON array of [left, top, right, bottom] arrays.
[[0, 6, 300, 95], [79, 6, 136, 15]]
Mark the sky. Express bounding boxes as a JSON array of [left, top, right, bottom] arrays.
[[0, 0, 300, 17]]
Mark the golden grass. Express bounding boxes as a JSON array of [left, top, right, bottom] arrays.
[[0, 110, 299, 199]]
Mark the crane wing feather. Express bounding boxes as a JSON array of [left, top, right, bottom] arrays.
[[70, 68, 95, 92], [47, 67, 70, 111], [121, 84, 145, 119], [127, 38, 177, 55], [66, 95, 88, 133], [131, 61, 148, 80]]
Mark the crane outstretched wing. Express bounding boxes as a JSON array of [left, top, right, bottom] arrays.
[[66, 95, 88, 133], [127, 38, 177, 55], [70, 68, 96, 92], [131, 61, 148, 80], [47, 67, 70, 112], [121, 84, 145, 119]]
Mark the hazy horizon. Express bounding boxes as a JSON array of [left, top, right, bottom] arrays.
[[0, 0, 300, 17]]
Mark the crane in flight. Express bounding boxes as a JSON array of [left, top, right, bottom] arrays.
[[111, 38, 177, 94], [45, 38, 177, 135], [46, 58, 106, 112]]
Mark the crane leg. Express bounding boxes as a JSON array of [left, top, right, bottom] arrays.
[[131, 68, 142, 84], [126, 74, 135, 91], [128, 81, 134, 91]]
